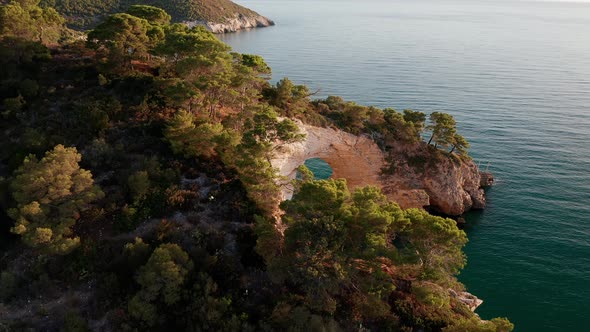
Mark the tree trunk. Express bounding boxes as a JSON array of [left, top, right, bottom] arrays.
[[450, 146, 456, 154], [428, 134, 434, 145]]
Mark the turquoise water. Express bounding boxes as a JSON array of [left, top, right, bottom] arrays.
[[221, 0, 590, 330], [303, 158, 333, 179]]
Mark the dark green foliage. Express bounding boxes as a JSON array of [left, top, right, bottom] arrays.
[[164, 109, 224, 159], [87, 13, 154, 70], [241, 106, 304, 150], [121, 0, 258, 23], [450, 133, 470, 155], [401, 209, 467, 283], [126, 5, 170, 25], [156, 25, 230, 60], [2, 95, 25, 116], [8, 145, 104, 254], [443, 317, 514, 332], [231, 106, 304, 214], [42, 0, 262, 29], [258, 178, 475, 328], [128, 243, 193, 325], [313, 97, 423, 143], [39, 0, 120, 28], [265, 77, 314, 119], [127, 171, 150, 202], [184, 272, 251, 331], [427, 112, 457, 148], [268, 303, 341, 332], [0, 35, 51, 65], [0, 0, 66, 44], [426, 112, 470, 156], [241, 54, 271, 74], [313, 96, 471, 158]]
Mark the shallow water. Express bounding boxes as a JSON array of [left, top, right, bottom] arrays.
[[221, 1, 590, 330]]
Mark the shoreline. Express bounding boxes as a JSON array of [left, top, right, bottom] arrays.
[[185, 14, 275, 34]]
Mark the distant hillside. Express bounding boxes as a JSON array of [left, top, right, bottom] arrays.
[[36, 0, 270, 30]]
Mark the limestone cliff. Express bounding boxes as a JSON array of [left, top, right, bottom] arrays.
[[381, 141, 486, 216], [271, 120, 385, 200], [271, 120, 488, 216], [184, 14, 275, 33]]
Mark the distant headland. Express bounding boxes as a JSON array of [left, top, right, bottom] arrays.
[[35, 0, 275, 32]]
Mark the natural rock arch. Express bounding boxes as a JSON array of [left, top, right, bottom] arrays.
[[271, 119, 487, 216], [270, 119, 385, 200]]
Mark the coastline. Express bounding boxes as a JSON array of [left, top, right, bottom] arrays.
[[185, 14, 275, 33]]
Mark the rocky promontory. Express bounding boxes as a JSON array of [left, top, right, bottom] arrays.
[[272, 120, 489, 216], [185, 13, 275, 33], [381, 140, 487, 216]]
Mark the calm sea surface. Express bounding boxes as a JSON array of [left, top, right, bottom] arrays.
[[220, 0, 590, 330]]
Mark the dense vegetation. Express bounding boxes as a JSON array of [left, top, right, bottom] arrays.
[[32, 0, 259, 29], [0, 2, 512, 331]]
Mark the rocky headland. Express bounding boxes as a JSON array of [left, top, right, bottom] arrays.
[[184, 13, 275, 33], [381, 140, 487, 216], [44, 0, 275, 32]]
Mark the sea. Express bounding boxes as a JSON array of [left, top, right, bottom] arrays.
[[220, 0, 590, 330]]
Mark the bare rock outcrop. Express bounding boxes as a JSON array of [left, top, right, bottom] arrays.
[[422, 159, 486, 215], [271, 120, 488, 216], [271, 120, 385, 200], [381, 141, 486, 216], [184, 14, 274, 33], [449, 289, 484, 312]]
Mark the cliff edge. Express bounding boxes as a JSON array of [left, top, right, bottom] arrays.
[[381, 140, 486, 216]]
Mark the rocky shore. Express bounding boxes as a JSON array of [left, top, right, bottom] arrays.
[[184, 13, 275, 33]]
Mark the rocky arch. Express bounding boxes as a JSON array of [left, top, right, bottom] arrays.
[[270, 119, 486, 216], [270, 119, 386, 200]]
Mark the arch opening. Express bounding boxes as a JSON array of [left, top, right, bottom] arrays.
[[299, 158, 333, 180], [270, 119, 386, 201]]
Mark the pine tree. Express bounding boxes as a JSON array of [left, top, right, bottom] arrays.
[[8, 145, 104, 254]]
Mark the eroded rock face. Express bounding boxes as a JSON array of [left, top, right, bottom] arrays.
[[381, 141, 486, 216], [271, 120, 385, 200], [184, 14, 275, 33], [271, 120, 487, 216], [386, 189, 431, 210], [422, 159, 486, 215]]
